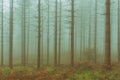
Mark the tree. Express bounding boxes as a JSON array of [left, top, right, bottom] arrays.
[[26, 0, 31, 65], [89, 0, 91, 50], [54, 0, 58, 66], [105, 0, 111, 67], [21, 0, 26, 66], [71, 0, 74, 66], [118, 0, 120, 63], [37, 0, 41, 69], [47, 0, 50, 65], [94, 0, 97, 63], [9, 0, 13, 69], [58, 0, 62, 65], [1, 0, 4, 66], [80, 13, 83, 61]]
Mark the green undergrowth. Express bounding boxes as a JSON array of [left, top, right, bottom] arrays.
[[0, 64, 120, 80]]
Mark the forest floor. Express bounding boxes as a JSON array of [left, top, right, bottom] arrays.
[[0, 62, 120, 80]]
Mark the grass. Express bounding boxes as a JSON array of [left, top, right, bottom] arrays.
[[0, 63, 120, 80]]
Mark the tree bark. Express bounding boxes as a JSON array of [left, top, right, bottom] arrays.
[[58, 0, 62, 66], [71, 0, 74, 66], [9, 0, 13, 69], [54, 0, 58, 66], [94, 0, 97, 63], [47, 0, 50, 65], [21, 0, 26, 66], [105, 0, 111, 67], [1, 0, 4, 66], [37, 0, 41, 69], [118, 0, 120, 63]]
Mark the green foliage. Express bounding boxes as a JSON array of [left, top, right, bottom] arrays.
[[0, 64, 120, 80]]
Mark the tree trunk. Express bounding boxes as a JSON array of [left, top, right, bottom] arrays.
[[37, 0, 41, 69], [71, 0, 74, 66], [80, 14, 83, 61], [54, 0, 58, 66], [21, 0, 26, 66], [118, 0, 120, 63], [105, 0, 111, 67], [89, 1, 91, 50], [26, 0, 31, 65], [94, 0, 97, 63], [1, 0, 4, 66], [9, 0, 13, 69], [58, 0, 62, 66], [47, 0, 50, 65]]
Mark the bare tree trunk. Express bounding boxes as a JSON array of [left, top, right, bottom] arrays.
[[80, 14, 83, 61], [118, 0, 120, 63], [88, 1, 92, 62], [71, 0, 74, 66], [9, 0, 13, 69], [94, 0, 97, 63], [89, 1, 91, 50], [47, 0, 50, 66], [105, 0, 111, 67], [54, 0, 58, 66], [1, 0, 4, 66], [41, 5, 43, 65], [26, 0, 31, 65], [21, 0, 26, 66], [37, 0, 41, 69], [58, 0, 62, 66]]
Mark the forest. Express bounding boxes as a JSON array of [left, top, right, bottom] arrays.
[[0, 0, 120, 80]]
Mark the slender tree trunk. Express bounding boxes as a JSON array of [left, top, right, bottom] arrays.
[[58, 0, 62, 66], [94, 0, 97, 63], [37, 0, 41, 69], [41, 5, 43, 65], [89, 1, 91, 50], [54, 0, 58, 66], [26, 0, 31, 65], [80, 14, 83, 61], [105, 0, 111, 67], [21, 0, 26, 66], [47, 0, 50, 65], [1, 0, 4, 66], [9, 0, 13, 69], [71, 0, 74, 66], [118, 0, 120, 63]]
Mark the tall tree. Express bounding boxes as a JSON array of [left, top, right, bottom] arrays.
[[9, 0, 13, 69], [54, 0, 58, 66], [47, 0, 50, 65], [118, 0, 120, 63], [37, 0, 41, 69], [58, 0, 62, 65], [89, 0, 91, 50], [71, 0, 74, 66], [94, 0, 97, 63], [26, 0, 31, 65], [1, 0, 4, 66], [21, 0, 26, 66], [80, 13, 83, 61], [105, 0, 111, 67]]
